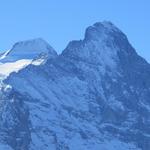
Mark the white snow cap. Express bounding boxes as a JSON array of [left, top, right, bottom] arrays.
[[3, 38, 57, 62]]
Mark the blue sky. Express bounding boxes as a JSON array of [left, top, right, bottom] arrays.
[[0, 0, 150, 61]]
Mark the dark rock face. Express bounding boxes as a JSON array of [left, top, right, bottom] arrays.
[[0, 22, 150, 150], [0, 89, 31, 150]]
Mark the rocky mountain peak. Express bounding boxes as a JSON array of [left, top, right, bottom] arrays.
[[85, 21, 123, 39], [62, 22, 136, 71]]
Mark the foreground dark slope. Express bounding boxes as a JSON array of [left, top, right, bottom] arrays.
[[1, 21, 150, 150]]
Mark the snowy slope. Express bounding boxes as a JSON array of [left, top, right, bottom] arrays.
[[1, 21, 150, 150], [0, 38, 57, 78], [1, 38, 57, 62], [0, 59, 32, 76], [0, 50, 11, 60]]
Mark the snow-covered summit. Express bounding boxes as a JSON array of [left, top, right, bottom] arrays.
[[1, 38, 57, 62], [0, 38, 57, 77]]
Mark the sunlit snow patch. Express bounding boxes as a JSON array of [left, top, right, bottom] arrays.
[[0, 59, 32, 77], [0, 58, 45, 78], [0, 50, 11, 60]]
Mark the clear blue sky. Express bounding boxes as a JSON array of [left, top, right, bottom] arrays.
[[0, 0, 150, 61]]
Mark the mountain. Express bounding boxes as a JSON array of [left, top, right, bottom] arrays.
[[0, 21, 150, 150], [0, 38, 57, 77], [1, 38, 57, 62]]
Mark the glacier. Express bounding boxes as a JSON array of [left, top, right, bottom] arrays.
[[0, 21, 150, 150], [0, 38, 57, 78]]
